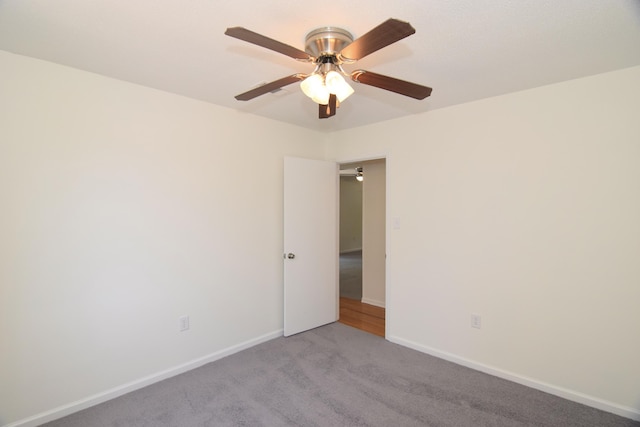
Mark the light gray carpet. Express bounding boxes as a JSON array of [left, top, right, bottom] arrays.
[[340, 250, 362, 300], [43, 323, 638, 427]]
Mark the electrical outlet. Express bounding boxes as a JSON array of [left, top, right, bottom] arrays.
[[179, 315, 190, 332], [471, 314, 481, 329], [392, 217, 401, 229]]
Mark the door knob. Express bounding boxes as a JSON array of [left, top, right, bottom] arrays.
[[287, 253, 295, 259]]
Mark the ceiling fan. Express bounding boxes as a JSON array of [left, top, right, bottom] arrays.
[[224, 18, 432, 119]]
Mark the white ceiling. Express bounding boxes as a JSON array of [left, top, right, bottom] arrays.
[[1, 0, 639, 132]]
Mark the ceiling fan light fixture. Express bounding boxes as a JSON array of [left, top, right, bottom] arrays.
[[325, 70, 354, 102], [225, 19, 432, 119], [300, 74, 330, 104]]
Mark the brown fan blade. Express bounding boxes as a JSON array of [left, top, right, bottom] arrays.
[[319, 94, 338, 119], [339, 19, 415, 61], [225, 27, 312, 61], [235, 74, 305, 101], [351, 70, 432, 100]]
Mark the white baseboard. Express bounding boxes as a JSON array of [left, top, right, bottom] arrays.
[[388, 335, 640, 422], [361, 297, 385, 308], [6, 329, 283, 427], [339, 248, 362, 254]]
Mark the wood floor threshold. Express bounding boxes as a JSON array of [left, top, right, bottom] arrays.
[[338, 297, 385, 337]]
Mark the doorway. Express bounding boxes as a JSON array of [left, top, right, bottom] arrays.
[[337, 159, 386, 337]]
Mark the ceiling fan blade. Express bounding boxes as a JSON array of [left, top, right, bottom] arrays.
[[225, 27, 312, 61], [351, 70, 432, 100], [235, 74, 305, 101], [319, 94, 337, 119], [339, 18, 415, 61]]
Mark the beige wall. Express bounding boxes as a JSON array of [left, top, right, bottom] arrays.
[[339, 176, 362, 253], [362, 159, 386, 307], [326, 66, 640, 419], [0, 51, 326, 425]]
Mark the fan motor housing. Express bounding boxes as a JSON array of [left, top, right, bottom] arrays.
[[304, 27, 353, 59]]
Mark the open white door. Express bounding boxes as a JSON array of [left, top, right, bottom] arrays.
[[284, 156, 338, 337]]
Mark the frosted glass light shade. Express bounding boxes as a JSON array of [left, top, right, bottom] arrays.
[[325, 71, 354, 102], [300, 74, 330, 104]]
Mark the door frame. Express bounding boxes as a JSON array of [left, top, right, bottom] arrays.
[[338, 154, 389, 338]]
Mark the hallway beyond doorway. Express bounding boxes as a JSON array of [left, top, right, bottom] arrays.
[[340, 250, 362, 300], [339, 250, 385, 337], [339, 297, 385, 337]]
